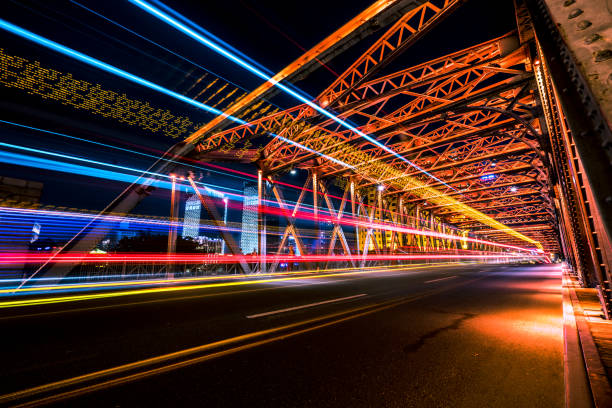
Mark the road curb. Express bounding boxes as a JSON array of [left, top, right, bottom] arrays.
[[563, 269, 612, 408]]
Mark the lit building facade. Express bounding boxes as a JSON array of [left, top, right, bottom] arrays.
[[182, 194, 201, 239], [240, 183, 258, 254], [194, 236, 223, 254]]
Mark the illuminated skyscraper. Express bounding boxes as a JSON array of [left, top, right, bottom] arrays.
[[240, 183, 258, 254], [182, 194, 201, 239]]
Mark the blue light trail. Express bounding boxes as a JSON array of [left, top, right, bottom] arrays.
[[0, 119, 250, 183], [0, 18, 245, 124], [0, 206, 242, 249], [146, 0, 274, 77], [0, 140, 324, 216], [129, 0, 457, 191], [0, 119, 353, 182], [0, 19, 358, 171], [0, 123, 326, 215], [69, 0, 265, 106], [0, 142, 240, 197]]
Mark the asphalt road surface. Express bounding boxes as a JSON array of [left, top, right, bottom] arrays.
[[0, 263, 564, 407]]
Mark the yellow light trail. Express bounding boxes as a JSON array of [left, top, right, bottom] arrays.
[[0, 273, 485, 407], [2, 262, 460, 296], [0, 263, 465, 309], [294, 125, 542, 247]]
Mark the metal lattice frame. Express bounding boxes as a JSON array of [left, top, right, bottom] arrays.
[[206, 33, 556, 251], [36, 0, 612, 290]]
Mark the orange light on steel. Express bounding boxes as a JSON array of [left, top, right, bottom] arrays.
[[184, 0, 402, 144]]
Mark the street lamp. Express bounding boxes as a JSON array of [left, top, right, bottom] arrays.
[[221, 197, 228, 254]]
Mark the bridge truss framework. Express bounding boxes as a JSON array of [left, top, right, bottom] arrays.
[[35, 0, 612, 316]]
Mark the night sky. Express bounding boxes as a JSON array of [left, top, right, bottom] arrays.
[[0, 0, 517, 221]]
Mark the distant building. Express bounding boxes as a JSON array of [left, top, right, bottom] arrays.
[[182, 194, 201, 239], [114, 220, 137, 242], [266, 204, 280, 254], [194, 236, 223, 254], [240, 183, 258, 254]]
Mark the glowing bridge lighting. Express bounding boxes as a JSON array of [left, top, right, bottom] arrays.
[[129, 0, 457, 191]]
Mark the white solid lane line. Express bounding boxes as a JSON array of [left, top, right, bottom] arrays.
[[424, 275, 457, 284], [246, 294, 368, 319]]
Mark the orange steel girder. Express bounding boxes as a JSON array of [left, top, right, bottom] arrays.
[[183, 0, 427, 143], [319, 0, 465, 108], [356, 132, 541, 187], [195, 0, 467, 153], [263, 70, 532, 173], [196, 3, 555, 250], [262, 60, 535, 177], [411, 170, 544, 200], [198, 32, 522, 162], [427, 187, 547, 210]]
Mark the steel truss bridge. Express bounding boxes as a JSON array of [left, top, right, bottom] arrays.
[[26, 0, 612, 317]]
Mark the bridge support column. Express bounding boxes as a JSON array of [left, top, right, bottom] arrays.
[[258, 170, 266, 274], [167, 174, 180, 278], [527, 0, 612, 316]]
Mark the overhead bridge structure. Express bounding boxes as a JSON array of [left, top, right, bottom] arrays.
[[31, 0, 612, 317]]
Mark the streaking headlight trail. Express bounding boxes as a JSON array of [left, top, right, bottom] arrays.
[[0, 142, 239, 197], [0, 18, 243, 123], [128, 0, 455, 190], [0, 19, 354, 170]]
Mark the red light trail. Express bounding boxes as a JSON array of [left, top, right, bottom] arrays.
[[0, 252, 543, 265]]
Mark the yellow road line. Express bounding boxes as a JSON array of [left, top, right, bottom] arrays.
[[2, 274, 486, 407], [0, 299, 396, 404], [0, 281, 342, 321]]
